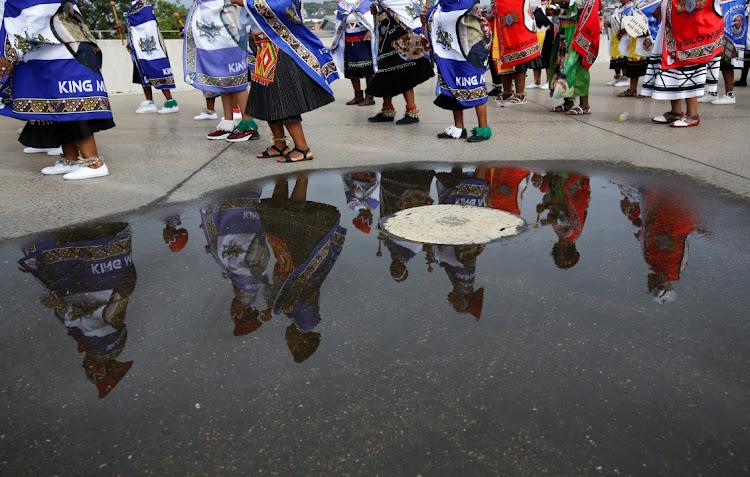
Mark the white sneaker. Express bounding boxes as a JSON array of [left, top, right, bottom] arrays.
[[24, 147, 55, 154], [193, 109, 218, 120], [136, 100, 157, 114], [63, 163, 109, 180], [46, 146, 63, 156], [697, 93, 717, 103], [526, 82, 541, 89], [711, 94, 736, 105], [614, 79, 630, 87], [233, 109, 242, 120], [41, 157, 80, 175], [158, 100, 179, 114], [17, 127, 23, 134], [606, 78, 619, 86], [540, 83, 549, 90]]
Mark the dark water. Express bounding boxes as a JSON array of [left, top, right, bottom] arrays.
[[0, 164, 748, 475]]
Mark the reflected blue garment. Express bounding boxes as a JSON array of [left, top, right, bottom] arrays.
[[0, 0, 113, 121], [273, 223, 347, 327], [200, 194, 269, 306], [242, 0, 339, 94], [17, 225, 133, 357], [126, 0, 175, 89], [436, 177, 489, 207]]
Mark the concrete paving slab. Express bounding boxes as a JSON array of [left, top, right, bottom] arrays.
[[1, 64, 748, 240]]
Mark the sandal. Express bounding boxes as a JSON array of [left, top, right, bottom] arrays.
[[565, 106, 591, 115], [550, 101, 574, 112], [652, 111, 683, 124], [279, 147, 314, 163], [257, 144, 289, 159]]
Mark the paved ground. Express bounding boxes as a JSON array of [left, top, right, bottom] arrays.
[[1, 64, 748, 240]]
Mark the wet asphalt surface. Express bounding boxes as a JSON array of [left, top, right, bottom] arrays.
[[0, 163, 748, 475]]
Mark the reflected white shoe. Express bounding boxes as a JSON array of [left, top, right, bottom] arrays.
[[24, 147, 55, 154], [46, 146, 63, 156], [136, 100, 157, 113], [41, 156, 80, 175], [697, 93, 717, 103], [711, 94, 736, 105], [63, 162, 109, 180]]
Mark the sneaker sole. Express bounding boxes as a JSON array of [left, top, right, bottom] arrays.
[[207, 134, 231, 140], [63, 169, 109, 180], [136, 110, 157, 114], [193, 117, 218, 121], [226, 134, 260, 142]]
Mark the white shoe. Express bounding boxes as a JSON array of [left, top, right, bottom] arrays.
[[606, 78, 619, 86], [540, 83, 549, 90], [697, 93, 717, 103], [614, 80, 630, 87], [526, 82, 541, 89], [711, 94, 736, 105], [17, 127, 23, 134], [158, 101, 179, 114], [136, 100, 157, 114], [193, 109, 218, 120], [41, 157, 80, 175], [63, 163, 109, 180], [46, 146, 63, 156], [24, 147, 55, 154], [232, 109, 241, 120]]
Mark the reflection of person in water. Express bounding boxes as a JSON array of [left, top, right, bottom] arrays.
[[431, 168, 487, 318], [614, 182, 643, 228], [201, 192, 271, 336], [378, 169, 436, 282], [637, 189, 697, 304], [256, 177, 347, 363], [483, 167, 531, 214], [163, 215, 189, 252], [18, 223, 137, 399], [535, 172, 591, 269], [342, 172, 381, 234]]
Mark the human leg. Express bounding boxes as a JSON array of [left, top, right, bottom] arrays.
[[258, 122, 289, 158], [278, 121, 313, 162], [347, 79, 364, 105]]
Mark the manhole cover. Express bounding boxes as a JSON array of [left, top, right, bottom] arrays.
[[380, 204, 527, 245]]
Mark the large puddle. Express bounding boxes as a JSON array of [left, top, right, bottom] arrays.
[[1, 164, 748, 474]]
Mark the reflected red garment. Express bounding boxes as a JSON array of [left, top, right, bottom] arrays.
[[485, 167, 530, 214], [556, 175, 591, 243], [642, 190, 696, 282]]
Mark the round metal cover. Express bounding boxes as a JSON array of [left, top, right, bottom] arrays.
[[379, 205, 526, 245]]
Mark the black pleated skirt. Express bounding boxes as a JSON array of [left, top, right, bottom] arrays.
[[19, 119, 116, 148], [247, 49, 334, 123]]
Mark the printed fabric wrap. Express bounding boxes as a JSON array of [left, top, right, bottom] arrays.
[[663, 0, 724, 69], [331, 0, 376, 74], [0, 0, 111, 121], [126, 0, 175, 89], [571, 0, 602, 69], [272, 223, 347, 319], [494, 0, 541, 68], [252, 33, 279, 84], [183, 0, 248, 93], [243, 0, 339, 95], [428, 0, 491, 107], [200, 195, 269, 307], [721, 0, 747, 48]]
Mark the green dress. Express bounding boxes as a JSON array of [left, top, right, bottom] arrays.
[[548, 3, 590, 98]]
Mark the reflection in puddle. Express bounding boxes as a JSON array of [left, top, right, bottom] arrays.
[[3, 165, 748, 474], [201, 177, 346, 362], [18, 223, 136, 399]]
